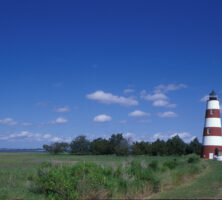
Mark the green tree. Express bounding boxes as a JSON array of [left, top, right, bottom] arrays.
[[91, 138, 110, 155], [43, 144, 51, 153], [109, 133, 123, 154], [188, 137, 202, 155], [70, 135, 90, 154], [109, 133, 129, 155], [166, 135, 187, 155], [151, 139, 166, 156], [43, 142, 69, 154], [114, 138, 129, 156], [131, 141, 151, 155]]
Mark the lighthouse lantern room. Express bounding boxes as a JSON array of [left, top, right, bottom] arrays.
[[202, 91, 222, 159]]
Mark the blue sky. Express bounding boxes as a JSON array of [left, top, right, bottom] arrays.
[[0, 0, 222, 148]]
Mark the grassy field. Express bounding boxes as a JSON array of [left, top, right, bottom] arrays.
[[0, 153, 220, 199], [151, 160, 222, 199]]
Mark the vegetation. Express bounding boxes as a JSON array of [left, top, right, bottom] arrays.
[[43, 142, 69, 154], [30, 154, 205, 199], [1, 153, 222, 199], [32, 161, 158, 199], [43, 133, 202, 156], [151, 160, 222, 199]]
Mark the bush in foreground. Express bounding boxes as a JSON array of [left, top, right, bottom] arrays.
[[187, 154, 200, 164], [31, 156, 204, 200], [163, 159, 178, 169], [32, 161, 161, 199]]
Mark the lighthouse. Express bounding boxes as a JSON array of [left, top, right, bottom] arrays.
[[202, 91, 222, 159]]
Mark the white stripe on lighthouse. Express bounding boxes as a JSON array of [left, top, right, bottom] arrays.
[[207, 100, 220, 109], [205, 118, 221, 128], [203, 136, 222, 146]]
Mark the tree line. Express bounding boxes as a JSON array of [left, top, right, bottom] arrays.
[[43, 133, 202, 156]]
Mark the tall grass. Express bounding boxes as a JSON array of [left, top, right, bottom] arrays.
[[32, 161, 159, 199], [31, 154, 205, 200], [0, 153, 206, 199]]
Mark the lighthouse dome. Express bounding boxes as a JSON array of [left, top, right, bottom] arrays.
[[209, 90, 218, 100]]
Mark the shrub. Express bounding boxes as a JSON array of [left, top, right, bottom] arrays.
[[163, 159, 178, 170], [149, 160, 159, 171], [32, 161, 162, 199], [34, 162, 104, 199], [173, 169, 187, 185], [189, 164, 201, 174], [160, 166, 168, 172], [187, 154, 200, 164], [128, 160, 142, 177], [127, 160, 160, 192], [31, 157, 204, 199], [113, 164, 123, 178]]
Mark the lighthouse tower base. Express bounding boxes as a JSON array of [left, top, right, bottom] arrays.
[[202, 146, 222, 159]]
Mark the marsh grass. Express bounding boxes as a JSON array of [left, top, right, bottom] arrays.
[[0, 153, 206, 200], [32, 161, 159, 199], [31, 154, 204, 200]]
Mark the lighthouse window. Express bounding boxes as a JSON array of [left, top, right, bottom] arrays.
[[210, 109, 215, 115], [207, 128, 211, 134]]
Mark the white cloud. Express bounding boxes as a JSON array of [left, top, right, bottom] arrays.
[[158, 111, 178, 118], [94, 114, 112, 123], [141, 92, 168, 101], [87, 90, 138, 106], [0, 131, 36, 140], [48, 117, 68, 124], [141, 83, 186, 108], [123, 132, 135, 139], [54, 106, 70, 113], [171, 132, 191, 139], [43, 134, 51, 139], [171, 132, 197, 143], [0, 119, 33, 127], [153, 100, 177, 108], [51, 137, 62, 142], [200, 95, 209, 102], [129, 110, 151, 117], [151, 132, 196, 143], [0, 118, 18, 126], [124, 89, 135, 94], [122, 132, 150, 143], [0, 131, 72, 143], [55, 117, 68, 124], [152, 133, 170, 141], [153, 100, 169, 107], [154, 84, 187, 93], [50, 136, 72, 143], [141, 90, 176, 108]]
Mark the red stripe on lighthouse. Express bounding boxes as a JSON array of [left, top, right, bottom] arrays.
[[203, 127, 222, 136], [205, 109, 221, 118]]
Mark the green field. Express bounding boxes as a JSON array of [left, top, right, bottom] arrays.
[[0, 153, 221, 199]]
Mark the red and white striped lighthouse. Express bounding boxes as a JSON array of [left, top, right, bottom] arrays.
[[202, 91, 222, 159]]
